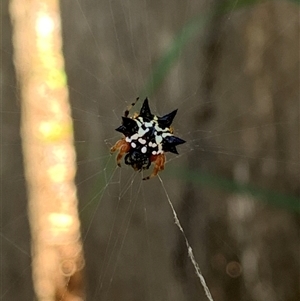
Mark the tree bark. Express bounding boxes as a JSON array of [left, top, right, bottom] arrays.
[[10, 0, 85, 299]]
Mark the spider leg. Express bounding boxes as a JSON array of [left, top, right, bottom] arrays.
[[124, 97, 140, 117], [110, 139, 130, 167], [143, 153, 165, 180]]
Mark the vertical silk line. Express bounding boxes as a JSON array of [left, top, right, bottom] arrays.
[[158, 175, 214, 301]]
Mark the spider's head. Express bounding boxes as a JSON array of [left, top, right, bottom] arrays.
[[124, 150, 150, 171]]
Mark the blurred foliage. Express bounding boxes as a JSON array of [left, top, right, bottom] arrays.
[[138, 0, 300, 212], [166, 167, 300, 212], [85, 0, 298, 214], [141, 0, 299, 98]]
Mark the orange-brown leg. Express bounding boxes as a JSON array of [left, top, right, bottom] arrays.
[[143, 154, 165, 180], [110, 139, 130, 167]]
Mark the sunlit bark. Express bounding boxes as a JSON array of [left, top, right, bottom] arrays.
[[10, 0, 85, 300]]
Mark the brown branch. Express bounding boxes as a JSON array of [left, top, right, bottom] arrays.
[[10, 0, 85, 300]]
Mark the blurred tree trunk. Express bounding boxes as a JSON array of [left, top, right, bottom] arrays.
[[178, 2, 299, 301], [10, 0, 85, 300]]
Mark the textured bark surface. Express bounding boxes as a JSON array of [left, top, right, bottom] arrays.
[[9, 0, 85, 299]]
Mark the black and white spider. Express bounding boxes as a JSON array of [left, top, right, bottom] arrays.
[[110, 97, 185, 180]]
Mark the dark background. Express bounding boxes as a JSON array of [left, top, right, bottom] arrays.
[[2, 0, 299, 300]]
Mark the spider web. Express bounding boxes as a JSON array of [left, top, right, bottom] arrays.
[[1, 0, 299, 300]]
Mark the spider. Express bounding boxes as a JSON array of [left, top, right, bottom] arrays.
[[110, 97, 185, 180]]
